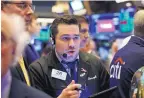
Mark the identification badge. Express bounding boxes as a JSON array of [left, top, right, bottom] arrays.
[[51, 69, 67, 80]]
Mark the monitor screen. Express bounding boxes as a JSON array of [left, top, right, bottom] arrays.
[[69, 1, 84, 11], [35, 26, 50, 41], [119, 7, 136, 33], [91, 13, 120, 35], [97, 19, 115, 33]]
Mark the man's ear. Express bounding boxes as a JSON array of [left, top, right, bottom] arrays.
[[1, 1, 7, 11], [1, 2, 10, 13], [1, 2, 5, 10]]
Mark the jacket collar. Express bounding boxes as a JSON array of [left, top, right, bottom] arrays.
[[47, 49, 61, 68], [47, 49, 90, 84], [129, 36, 144, 47], [47, 49, 89, 68]]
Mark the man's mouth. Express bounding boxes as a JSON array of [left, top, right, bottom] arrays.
[[25, 18, 31, 25], [25, 15, 32, 25], [83, 37, 88, 42], [67, 51, 75, 56]]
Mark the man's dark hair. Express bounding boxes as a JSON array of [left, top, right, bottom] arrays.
[[134, 10, 144, 37], [75, 15, 89, 24], [1, 1, 14, 9], [50, 15, 80, 42], [1, 1, 7, 10]]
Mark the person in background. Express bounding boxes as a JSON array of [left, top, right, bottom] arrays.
[[109, 10, 144, 98], [24, 13, 40, 66], [27, 14, 41, 35], [2, 0, 34, 85], [1, 11, 52, 98], [29, 15, 109, 98], [1, 0, 40, 86], [80, 38, 99, 57], [75, 15, 99, 57], [75, 15, 90, 48]]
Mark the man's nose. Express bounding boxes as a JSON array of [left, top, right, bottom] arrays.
[[84, 35, 88, 40], [69, 39, 75, 48], [27, 6, 34, 15]]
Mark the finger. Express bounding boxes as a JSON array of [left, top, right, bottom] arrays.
[[67, 90, 79, 96], [67, 84, 81, 90], [69, 80, 75, 85], [69, 94, 80, 98]]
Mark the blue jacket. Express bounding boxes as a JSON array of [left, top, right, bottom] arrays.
[[24, 44, 40, 67], [9, 77, 52, 98], [109, 36, 144, 98]]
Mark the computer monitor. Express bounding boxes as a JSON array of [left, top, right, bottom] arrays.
[[35, 26, 51, 42], [69, 1, 86, 15], [91, 13, 120, 35], [119, 7, 136, 33], [69, 1, 84, 11]]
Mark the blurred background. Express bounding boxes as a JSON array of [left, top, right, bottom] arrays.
[[31, 0, 144, 69]]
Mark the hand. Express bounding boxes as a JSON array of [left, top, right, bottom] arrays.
[[58, 80, 81, 98]]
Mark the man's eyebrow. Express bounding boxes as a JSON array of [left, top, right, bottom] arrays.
[[61, 34, 70, 36], [74, 34, 80, 36], [61, 34, 80, 36]]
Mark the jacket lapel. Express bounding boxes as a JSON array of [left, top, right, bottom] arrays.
[[47, 50, 70, 89], [77, 52, 90, 86]]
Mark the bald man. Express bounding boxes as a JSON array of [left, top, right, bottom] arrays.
[[109, 10, 144, 98]]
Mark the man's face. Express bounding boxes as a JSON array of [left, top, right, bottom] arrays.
[[80, 22, 89, 48], [2, 0, 34, 25], [28, 19, 41, 35], [55, 24, 80, 62], [1, 34, 15, 77]]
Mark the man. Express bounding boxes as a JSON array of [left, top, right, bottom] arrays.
[[25, 14, 41, 66], [1, 11, 52, 98], [2, 0, 34, 25], [75, 16, 99, 57], [109, 10, 144, 98], [1, 0, 39, 85], [75, 16, 90, 48], [29, 15, 109, 98]]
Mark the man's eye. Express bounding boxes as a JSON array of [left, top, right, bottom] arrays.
[[62, 37, 69, 41], [74, 36, 80, 40], [80, 29, 88, 34], [17, 4, 27, 9]]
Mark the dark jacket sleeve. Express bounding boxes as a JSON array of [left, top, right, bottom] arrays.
[[29, 58, 47, 92], [29, 57, 55, 97], [89, 54, 110, 91], [98, 60, 110, 91]]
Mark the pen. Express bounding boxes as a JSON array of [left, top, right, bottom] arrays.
[[61, 86, 84, 91]]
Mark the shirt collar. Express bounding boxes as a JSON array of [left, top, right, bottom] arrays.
[[55, 48, 79, 63], [2, 70, 12, 98]]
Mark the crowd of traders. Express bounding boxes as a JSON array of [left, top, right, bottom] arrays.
[[1, 0, 144, 98]]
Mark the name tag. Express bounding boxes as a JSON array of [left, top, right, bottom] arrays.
[[51, 69, 67, 80]]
